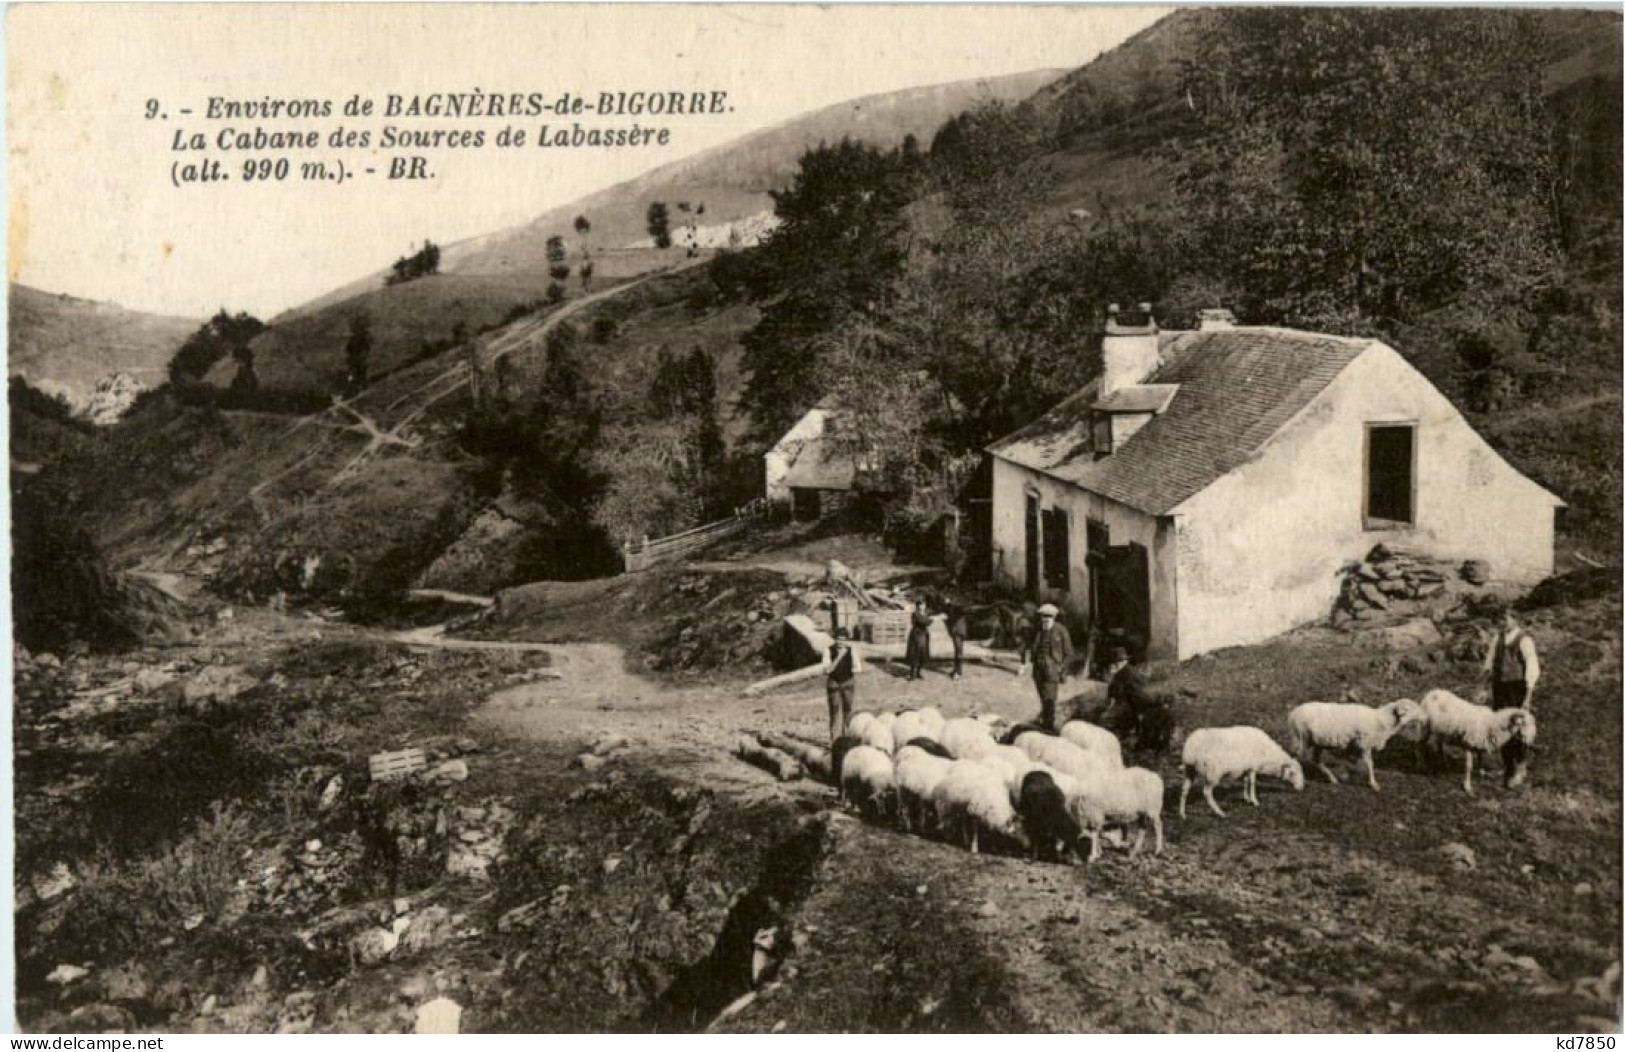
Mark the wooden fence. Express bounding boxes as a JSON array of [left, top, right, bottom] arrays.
[[621, 498, 773, 573]]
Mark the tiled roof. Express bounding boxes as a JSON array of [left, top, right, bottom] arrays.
[[989, 327, 1372, 515], [783, 436, 858, 491]]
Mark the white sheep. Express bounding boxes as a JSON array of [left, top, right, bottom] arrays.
[[1418, 688, 1538, 794], [839, 745, 896, 819], [876, 712, 897, 732], [930, 759, 1027, 854], [916, 706, 946, 737], [940, 717, 998, 760], [1286, 697, 1424, 791], [891, 709, 938, 750], [1179, 726, 1305, 819], [893, 744, 953, 834], [856, 718, 896, 756], [973, 743, 1038, 798], [1069, 766, 1165, 859], [846, 711, 878, 739], [1014, 731, 1114, 783], [1058, 720, 1124, 769]]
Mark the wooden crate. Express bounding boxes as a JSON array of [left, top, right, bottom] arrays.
[[369, 747, 427, 783], [860, 610, 911, 646]]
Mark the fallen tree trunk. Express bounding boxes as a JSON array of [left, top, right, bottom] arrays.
[[734, 736, 803, 781], [756, 732, 831, 781]]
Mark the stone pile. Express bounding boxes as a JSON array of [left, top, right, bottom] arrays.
[[1336, 544, 1454, 616]]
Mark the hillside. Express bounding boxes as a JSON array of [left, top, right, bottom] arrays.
[[8, 284, 199, 407], [289, 68, 1064, 322]]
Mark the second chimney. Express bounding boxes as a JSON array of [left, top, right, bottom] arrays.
[[1100, 302, 1159, 399]]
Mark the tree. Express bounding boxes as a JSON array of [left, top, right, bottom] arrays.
[[549, 263, 572, 282], [546, 235, 567, 265], [646, 201, 672, 249], [738, 138, 921, 438], [386, 240, 441, 285], [168, 309, 266, 386], [580, 259, 595, 292], [1174, 9, 1560, 328], [574, 214, 591, 238], [343, 312, 372, 395], [545, 281, 566, 304]]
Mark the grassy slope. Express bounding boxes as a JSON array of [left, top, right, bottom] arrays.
[[8, 284, 199, 405], [236, 71, 1063, 402]]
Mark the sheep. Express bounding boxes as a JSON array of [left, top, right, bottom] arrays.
[[891, 709, 938, 749], [856, 718, 896, 756], [903, 737, 951, 758], [1418, 688, 1538, 794], [915, 706, 946, 737], [876, 712, 898, 733], [999, 721, 1050, 746], [829, 734, 862, 786], [846, 711, 879, 739], [1013, 731, 1115, 783], [1179, 726, 1305, 819], [893, 744, 953, 834], [973, 743, 1038, 798], [1286, 697, 1424, 791], [1069, 766, 1165, 859], [930, 760, 1028, 855], [940, 717, 999, 760], [839, 745, 895, 820], [1017, 769, 1085, 864], [1059, 720, 1125, 769]]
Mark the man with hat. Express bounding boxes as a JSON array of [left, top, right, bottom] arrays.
[[822, 627, 864, 745], [1019, 603, 1073, 730], [1482, 599, 1540, 788]]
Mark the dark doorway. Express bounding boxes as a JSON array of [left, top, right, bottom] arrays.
[[1024, 492, 1040, 594], [1366, 424, 1416, 525], [792, 488, 822, 521], [1100, 542, 1151, 661], [1042, 507, 1071, 591]]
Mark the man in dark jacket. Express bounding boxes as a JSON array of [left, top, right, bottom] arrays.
[[1100, 645, 1174, 755], [905, 599, 932, 681], [1019, 603, 1073, 730]]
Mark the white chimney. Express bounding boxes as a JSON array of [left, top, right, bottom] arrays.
[[1100, 302, 1159, 399]]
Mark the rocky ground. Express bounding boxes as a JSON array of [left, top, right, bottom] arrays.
[[12, 566, 1623, 1033]]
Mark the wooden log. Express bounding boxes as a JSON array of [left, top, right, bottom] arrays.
[[757, 733, 832, 782], [744, 662, 826, 697], [734, 736, 803, 781]]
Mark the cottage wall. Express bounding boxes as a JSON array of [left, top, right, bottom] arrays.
[[1172, 343, 1559, 658], [990, 455, 1180, 659], [764, 408, 829, 503]]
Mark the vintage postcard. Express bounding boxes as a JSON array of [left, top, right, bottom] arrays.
[[7, 2, 1621, 1035]]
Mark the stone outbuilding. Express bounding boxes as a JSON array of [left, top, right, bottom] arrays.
[[986, 305, 1563, 660], [764, 399, 866, 520]]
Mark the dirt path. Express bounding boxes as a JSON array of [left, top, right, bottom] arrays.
[[470, 631, 1620, 1033]]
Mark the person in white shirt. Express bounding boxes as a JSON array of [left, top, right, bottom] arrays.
[[1483, 601, 1540, 788], [822, 628, 864, 745]]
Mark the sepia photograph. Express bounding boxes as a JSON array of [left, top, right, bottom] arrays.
[[5, 2, 1622, 1035]]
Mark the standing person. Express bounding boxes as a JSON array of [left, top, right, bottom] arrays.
[[947, 601, 969, 681], [1483, 601, 1540, 788], [823, 628, 864, 745], [1019, 603, 1073, 730], [905, 598, 932, 681]]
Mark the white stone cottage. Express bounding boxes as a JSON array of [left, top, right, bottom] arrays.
[[986, 305, 1563, 661], [764, 399, 864, 520]]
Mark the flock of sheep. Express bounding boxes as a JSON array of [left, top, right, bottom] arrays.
[[830, 687, 1539, 864]]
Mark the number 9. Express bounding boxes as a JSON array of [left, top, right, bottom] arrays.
[[144, 98, 160, 119]]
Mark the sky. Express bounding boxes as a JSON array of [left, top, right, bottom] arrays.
[[7, 4, 1170, 319]]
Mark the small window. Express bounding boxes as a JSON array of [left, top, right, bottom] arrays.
[[1366, 424, 1416, 527], [1092, 411, 1114, 457]]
